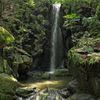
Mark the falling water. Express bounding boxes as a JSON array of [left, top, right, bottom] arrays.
[[50, 3, 63, 73]]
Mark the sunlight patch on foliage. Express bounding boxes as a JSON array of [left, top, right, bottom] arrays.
[[0, 27, 15, 45], [26, 0, 35, 7], [64, 13, 80, 19]]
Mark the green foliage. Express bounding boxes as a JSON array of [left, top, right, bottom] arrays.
[[82, 17, 100, 37], [96, 3, 100, 20], [68, 49, 84, 65], [1, 0, 51, 59], [77, 37, 100, 47], [68, 37, 100, 65], [26, 0, 35, 7], [62, 0, 100, 49], [64, 13, 80, 19]]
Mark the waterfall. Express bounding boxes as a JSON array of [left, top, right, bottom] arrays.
[[50, 3, 63, 73]]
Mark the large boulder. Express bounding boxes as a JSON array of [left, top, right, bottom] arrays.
[[0, 56, 13, 75], [0, 27, 15, 75], [0, 73, 20, 100], [68, 38, 100, 97], [67, 93, 95, 100], [4, 46, 33, 78], [16, 87, 37, 98]]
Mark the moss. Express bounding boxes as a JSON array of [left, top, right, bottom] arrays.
[[68, 38, 100, 65], [0, 57, 12, 74], [67, 93, 95, 100], [0, 27, 15, 46], [0, 92, 13, 100], [0, 73, 20, 99], [69, 49, 100, 65], [68, 38, 100, 96], [77, 38, 100, 48]]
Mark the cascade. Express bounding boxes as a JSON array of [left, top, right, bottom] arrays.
[[50, 3, 63, 73]]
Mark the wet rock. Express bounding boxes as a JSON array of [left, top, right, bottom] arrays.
[[42, 72, 54, 79], [16, 87, 37, 98], [68, 39, 100, 96], [0, 92, 14, 100], [90, 77, 100, 97], [68, 80, 78, 94], [42, 68, 69, 79], [0, 73, 20, 100], [54, 68, 69, 77], [67, 93, 95, 100], [58, 88, 71, 98], [39, 88, 65, 100]]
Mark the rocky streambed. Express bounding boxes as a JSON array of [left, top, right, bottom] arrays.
[[16, 87, 70, 100], [15, 70, 73, 100]]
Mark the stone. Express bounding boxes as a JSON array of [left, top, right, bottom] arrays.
[[39, 88, 65, 100], [68, 39, 100, 95], [90, 78, 100, 97], [0, 92, 14, 100], [0, 73, 20, 100], [42, 68, 69, 79], [58, 88, 71, 98], [68, 80, 78, 94], [54, 68, 69, 77], [67, 93, 95, 100], [41, 72, 51, 79], [16, 87, 37, 98], [0, 57, 13, 75]]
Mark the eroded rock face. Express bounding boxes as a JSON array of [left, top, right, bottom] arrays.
[[68, 38, 100, 97], [68, 80, 78, 94], [4, 46, 33, 79], [0, 73, 20, 100]]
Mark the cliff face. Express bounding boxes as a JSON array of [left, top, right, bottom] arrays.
[[68, 38, 100, 97]]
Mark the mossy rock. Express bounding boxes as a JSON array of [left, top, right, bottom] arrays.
[[4, 46, 33, 78], [68, 38, 100, 96], [0, 57, 12, 74], [13, 47, 32, 65], [0, 92, 14, 100], [16, 87, 36, 98], [42, 72, 51, 79], [67, 93, 95, 100], [90, 78, 100, 97], [68, 38, 100, 65], [54, 69, 69, 77], [0, 57, 4, 73], [42, 69, 69, 79], [0, 73, 20, 100], [0, 26, 15, 47]]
